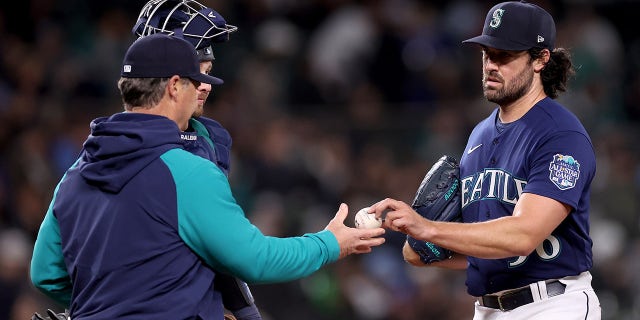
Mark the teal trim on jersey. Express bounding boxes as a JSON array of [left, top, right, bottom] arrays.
[[189, 118, 215, 150], [31, 161, 79, 307], [160, 149, 340, 284]]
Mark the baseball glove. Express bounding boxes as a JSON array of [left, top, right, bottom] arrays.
[[406, 155, 462, 264]]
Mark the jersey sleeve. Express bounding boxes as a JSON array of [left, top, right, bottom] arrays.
[[30, 193, 73, 307], [524, 131, 596, 209], [160, 149, 340, 284]]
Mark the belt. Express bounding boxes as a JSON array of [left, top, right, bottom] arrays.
[[479, 280, 566, 311]]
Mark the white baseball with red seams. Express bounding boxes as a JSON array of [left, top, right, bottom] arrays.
[[354, 207, 382, 229]]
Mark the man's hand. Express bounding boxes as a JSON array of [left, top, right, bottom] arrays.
[[369, 198, 431, 237], [325, 203, 385, 259]]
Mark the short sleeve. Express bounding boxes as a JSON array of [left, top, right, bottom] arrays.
[[524, 131, 595, 209]]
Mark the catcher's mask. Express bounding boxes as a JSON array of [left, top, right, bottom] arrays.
[[132, 0, 237, 61]]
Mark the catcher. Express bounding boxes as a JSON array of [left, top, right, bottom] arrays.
[[133, 1, 259, 319]]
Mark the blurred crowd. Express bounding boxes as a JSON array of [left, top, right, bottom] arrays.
[[0, 0, 638, 319]]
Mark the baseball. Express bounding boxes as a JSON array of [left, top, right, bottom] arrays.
[[354, 207, 382, 229]]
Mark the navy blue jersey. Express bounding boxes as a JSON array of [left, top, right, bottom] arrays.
[[459, 98, 595, 296], [181, 117, 232, 176]]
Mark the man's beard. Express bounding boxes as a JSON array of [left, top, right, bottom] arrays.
[[192, 104, 204, 118], [483, 65, 534, 106]]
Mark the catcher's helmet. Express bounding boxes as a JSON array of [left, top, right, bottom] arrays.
[[132, 0, 237, 61]]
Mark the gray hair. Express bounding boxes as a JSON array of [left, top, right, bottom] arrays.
[[117, 77, 191, 111]]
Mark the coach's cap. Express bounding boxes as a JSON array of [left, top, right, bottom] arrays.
[[462, 1, 555, 51], [121, 33, 223, 85]]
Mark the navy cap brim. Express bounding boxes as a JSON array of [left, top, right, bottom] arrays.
[[190, 72, 224, 85], [462, 35, 533, 51]]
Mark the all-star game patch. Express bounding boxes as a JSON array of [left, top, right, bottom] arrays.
[[548, 154, 580, 190]]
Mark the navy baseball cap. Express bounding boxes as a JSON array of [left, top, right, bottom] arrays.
[[121, 33, 223, 85], [462, 1, 555, 51]]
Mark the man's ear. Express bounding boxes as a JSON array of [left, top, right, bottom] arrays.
[[166, 75, 182, 99], [534, 49, 551, 72]]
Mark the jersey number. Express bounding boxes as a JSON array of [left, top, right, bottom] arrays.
[[508, 235, 561, 267]]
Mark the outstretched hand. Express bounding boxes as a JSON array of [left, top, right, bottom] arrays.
[[325, 203, 385, 259]]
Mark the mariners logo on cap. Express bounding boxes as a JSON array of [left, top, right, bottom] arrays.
[[489, 9, 504, 28], [548, 154, 580, 190]]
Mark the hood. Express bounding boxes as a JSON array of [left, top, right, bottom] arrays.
[[79, 113, 185, 193]]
